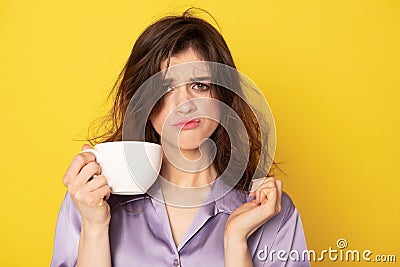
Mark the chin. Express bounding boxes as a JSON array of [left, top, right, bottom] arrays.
[[174, 137, 202, 150], [177, 143, 201, 151], [162, 136, 206, 151]]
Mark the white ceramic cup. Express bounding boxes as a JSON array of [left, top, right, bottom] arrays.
[[80, 141, 163, 195]]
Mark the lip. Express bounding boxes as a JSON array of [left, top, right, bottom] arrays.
[[173, 118, 201, 126], [174, 118, 201, 128]]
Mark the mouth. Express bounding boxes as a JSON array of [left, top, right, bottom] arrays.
[[173, 118, 201, 130]]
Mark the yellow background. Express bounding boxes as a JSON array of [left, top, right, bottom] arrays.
[[1, 0, 399, 266]]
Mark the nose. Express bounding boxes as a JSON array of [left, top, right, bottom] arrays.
[[173, 85, 197, 115]]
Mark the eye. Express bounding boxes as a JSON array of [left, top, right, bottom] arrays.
[[192, 82, 211, 92], [162, 84, 175, 93]]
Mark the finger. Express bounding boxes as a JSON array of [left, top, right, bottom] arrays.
[[257, 178, 280, 204], [250, 176, 267, 192], [276, 179, 283, 210], [74, 184, 111, 207], [77, 161, 101, 182], [82, 144, 91, 151], [250, 176, 275, 192], [276, 180, 282, 197], [255, 181, 277, 203], [63, 149, 96, 185], [257, 186, 275, 205], [250, 177, 267, 193], [84, 175, 109, 192], [95, 185, 112, 207], [68, 161, 101, 191]]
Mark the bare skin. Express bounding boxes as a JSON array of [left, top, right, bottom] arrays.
[[159, 153, 218, 247]]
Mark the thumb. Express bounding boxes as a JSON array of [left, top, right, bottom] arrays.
[[81, 143, 92, 151]]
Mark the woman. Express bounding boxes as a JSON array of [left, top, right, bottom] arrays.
[[51, 9, 309, 267]]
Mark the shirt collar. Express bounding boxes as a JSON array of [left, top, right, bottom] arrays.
[[119, 176, 251, 215]]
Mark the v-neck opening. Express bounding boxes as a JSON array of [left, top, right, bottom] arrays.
[[148, 178, 217, 252]]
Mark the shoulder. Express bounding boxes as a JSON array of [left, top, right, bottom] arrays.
[[253, 190, 300, 235], [247, 190, 305, 248], [280, 191, 297, 223], [249, 191, 310, 266], [271, 190, 301, 231]]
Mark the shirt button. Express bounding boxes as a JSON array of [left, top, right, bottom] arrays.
[[173, 258, 179, 266]]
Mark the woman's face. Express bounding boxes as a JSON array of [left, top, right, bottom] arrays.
[[150, 48, 220, 150]]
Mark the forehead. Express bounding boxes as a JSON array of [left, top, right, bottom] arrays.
[[160, 47, 202, 69], [162, 63, 211, 84], [160, 48, 211, 82]]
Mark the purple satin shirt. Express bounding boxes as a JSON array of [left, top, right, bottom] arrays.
[[51, 177, 310, 266]]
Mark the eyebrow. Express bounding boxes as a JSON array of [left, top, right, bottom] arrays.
[[162, 76, 212, 85]]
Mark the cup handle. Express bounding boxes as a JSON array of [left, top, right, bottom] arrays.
[[80, 148, 102, 164]]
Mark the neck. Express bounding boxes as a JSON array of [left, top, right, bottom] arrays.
[[159, 143, 218, 188]]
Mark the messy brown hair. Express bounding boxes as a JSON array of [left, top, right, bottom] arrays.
[[85, 8, 284, 203]]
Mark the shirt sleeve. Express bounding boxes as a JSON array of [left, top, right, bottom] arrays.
[[50, 192, 82, 267], [249, 192, 310, 267]]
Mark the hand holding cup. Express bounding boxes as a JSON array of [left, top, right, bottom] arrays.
[[62, 144, 112, 227]]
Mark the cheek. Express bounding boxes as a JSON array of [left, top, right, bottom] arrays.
[[203, 101, 221, 123], [208, 119, 220, 133], [150, 113, 161, 134], [150, 108, 170, 135]]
